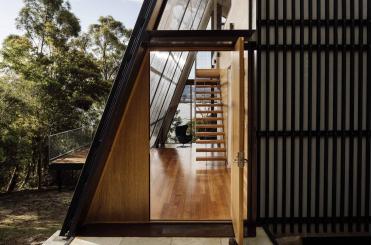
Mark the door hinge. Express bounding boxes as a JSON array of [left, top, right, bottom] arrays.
[[234, 151, 248, 168]]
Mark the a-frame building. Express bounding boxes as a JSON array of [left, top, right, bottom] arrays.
[[60, 0, 371, 243]]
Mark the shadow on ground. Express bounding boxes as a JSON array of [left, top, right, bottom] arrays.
[[0, 189, 73, 245]]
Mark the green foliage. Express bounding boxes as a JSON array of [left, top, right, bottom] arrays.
[[16, 0, 80, 51], [0, 75, 40, 191], [77, 15, 132, 84], [0, 0, 130, 192]]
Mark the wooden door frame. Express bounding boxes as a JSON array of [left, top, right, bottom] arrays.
[[144, 39, 255, 240]]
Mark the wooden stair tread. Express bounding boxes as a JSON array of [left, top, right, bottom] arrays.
[[195, 124, 224, 129], [196, 110, 223, 114], [195, 85, 221, 88], [194, 79, 220, 83], [195, 91, 221, 94], [196, 156, 226, 161], [195, 117, 224, 121], [193, 69, 226, 164], [196, 139, 225, 144], [195, 103, 224, 107], [194, 97, 222, 101], [196, 132, 225, 136], [195, 69, 220, 78], [196, 148, 226, 152]]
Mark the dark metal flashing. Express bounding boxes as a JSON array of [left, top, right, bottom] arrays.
[[60, 0, 162, 236], [76, 222, 234, 237], [147, 30, 255, 51], [148, 29, 254, 38], [49, 163, 83, 171]]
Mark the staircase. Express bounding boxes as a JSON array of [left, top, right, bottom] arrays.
[[193, 69, 226, 163]]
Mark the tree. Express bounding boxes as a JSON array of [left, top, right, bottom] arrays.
[[0, 75, 40, 192], [73, 16, 132, 127], [0, 0, 111, 191], [0, 0, 131, 192], [80, 16, 132, 85], [16, 0, 80, 54]]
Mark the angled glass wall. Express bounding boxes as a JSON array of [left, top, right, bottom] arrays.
[[166, 84, 193, 144], [149, 0, 210, 146]]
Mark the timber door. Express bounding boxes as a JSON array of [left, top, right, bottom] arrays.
[[230, 37, 245, 244]]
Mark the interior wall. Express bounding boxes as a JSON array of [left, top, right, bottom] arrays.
[[84, 53, 150, 224], [221, 0, 249, 29]]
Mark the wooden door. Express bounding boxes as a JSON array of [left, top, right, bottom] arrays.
[[230, 37, 245, 244]]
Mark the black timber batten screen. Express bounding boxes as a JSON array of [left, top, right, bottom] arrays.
[[60, 0, 161, 236], [254, 0, 371, 236]]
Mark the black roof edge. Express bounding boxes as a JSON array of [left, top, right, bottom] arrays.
[[60, 0, 163, 237]]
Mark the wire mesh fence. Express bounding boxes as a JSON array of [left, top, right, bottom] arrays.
[[48, 127, 94, 162]]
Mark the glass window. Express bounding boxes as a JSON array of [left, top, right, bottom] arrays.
[[166, 85, 194, 144], [149, 0, 210, 146]]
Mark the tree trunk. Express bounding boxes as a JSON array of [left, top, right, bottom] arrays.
[[6, 165, 19, 193], [37, 155, 42, 190], [20, 162, 33, 189]]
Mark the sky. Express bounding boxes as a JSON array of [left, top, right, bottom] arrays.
[[0, 0, 143, 44]]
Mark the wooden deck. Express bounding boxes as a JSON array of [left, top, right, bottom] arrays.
[[150, 146, 231, 221], [50, 148, 89, 169]]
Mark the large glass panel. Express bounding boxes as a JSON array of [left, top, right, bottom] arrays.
[[157, 0, 190, 30], [149, 0, 210, 146], [166, 85, 194, 144]]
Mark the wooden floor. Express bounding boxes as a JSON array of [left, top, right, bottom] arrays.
[[150, 146, 231, 221]]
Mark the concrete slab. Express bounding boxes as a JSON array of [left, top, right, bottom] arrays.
[[172, 237, 223, 245], [43, 231, 71, 245], [43, 228, 273, 245]]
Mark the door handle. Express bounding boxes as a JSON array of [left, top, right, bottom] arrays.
[[234, 152, 248, 168]]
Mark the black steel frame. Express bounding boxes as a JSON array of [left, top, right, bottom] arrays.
[[147, 30, 254, 51]]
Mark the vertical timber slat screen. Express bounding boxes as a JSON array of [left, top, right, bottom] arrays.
[[255, 0, 370, 235]]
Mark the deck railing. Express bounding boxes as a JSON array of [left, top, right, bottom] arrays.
[[48, 127, 94, 162]]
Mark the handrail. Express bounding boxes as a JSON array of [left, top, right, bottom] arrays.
[[48, 127, 93, 162]]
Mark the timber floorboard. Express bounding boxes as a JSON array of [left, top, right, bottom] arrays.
[[150, 146, 231, 221]]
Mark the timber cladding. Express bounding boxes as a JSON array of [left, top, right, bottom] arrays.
[[85, 53, 150, 224]]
